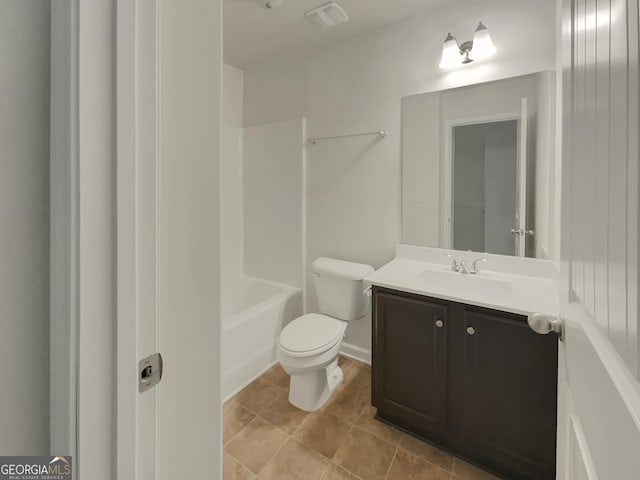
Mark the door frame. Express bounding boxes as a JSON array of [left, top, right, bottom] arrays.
[[50, 0, 78, 463], [50, 0, 117, 478], [442, 111, 521, 251]]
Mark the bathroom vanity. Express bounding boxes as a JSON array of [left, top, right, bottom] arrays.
[[366, 246, 560, 480]]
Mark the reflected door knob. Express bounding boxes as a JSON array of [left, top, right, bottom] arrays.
[[466, 326, 476, 335]]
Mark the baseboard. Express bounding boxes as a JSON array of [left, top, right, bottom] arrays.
[[340, 342, 371, 365]]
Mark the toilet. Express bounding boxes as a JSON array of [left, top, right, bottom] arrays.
[[277, 257, 374, 412]]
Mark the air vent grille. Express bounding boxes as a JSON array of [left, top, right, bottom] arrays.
[[304, 2, 349, 29]]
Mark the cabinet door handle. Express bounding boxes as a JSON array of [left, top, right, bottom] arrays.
[[435, 319, 444, 328], [466, 326, 476, 336]]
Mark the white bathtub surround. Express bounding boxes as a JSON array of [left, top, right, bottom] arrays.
[[243, 118, 305, 287], [220, 115, 306, 398], [221, 124, 244, 284], [222, 276, 302, 400], [222, 67, 307, 399], [365, 244, 559, 317]]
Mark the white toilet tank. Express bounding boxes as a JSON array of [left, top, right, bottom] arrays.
[[312, 257, 374, 321]]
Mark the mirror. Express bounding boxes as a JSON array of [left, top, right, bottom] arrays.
[[401, 71, 557, 258]]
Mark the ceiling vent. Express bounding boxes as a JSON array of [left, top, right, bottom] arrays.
[[304, 2, 349, 29]]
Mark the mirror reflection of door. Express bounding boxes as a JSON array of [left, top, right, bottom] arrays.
[[452, 119, 519, 256]]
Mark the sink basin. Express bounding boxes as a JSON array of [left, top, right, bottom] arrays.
[[413, 269, 512, 298]]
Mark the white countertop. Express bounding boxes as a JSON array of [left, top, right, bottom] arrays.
[[364, 245, 559, 317]]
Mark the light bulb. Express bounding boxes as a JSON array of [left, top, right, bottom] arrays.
[[470, 22, 496, 61], [439, 33, 461, 69]]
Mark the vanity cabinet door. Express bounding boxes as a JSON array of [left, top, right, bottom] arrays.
[[459, 306, 558, 480], [372, 289, 449, 440]]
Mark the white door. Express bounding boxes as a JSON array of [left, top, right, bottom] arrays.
[[516, 97, 529, 257], [116, 1, 223, 479], [556, 0, 640, 478]]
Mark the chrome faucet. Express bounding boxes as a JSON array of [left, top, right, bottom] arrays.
[[444, 254, 488, 274], [470, 258, 488, 274], [458, 260, 470, 274], [444, 254, 458, 272]]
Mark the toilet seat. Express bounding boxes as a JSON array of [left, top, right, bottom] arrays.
[[279, 313, 346, 358]]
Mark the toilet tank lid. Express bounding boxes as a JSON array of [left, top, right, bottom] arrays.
[[312, 257, 374, 280]]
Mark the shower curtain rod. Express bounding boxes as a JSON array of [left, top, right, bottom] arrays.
[[307, 130, 388, 145]]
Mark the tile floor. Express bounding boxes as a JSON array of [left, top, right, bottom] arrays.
[[223, 357, 501, 480]]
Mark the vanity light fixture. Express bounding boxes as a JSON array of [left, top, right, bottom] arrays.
[[439, 22, 496, 69]]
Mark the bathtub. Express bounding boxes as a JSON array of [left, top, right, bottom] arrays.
[[222, 275, 302, 400]]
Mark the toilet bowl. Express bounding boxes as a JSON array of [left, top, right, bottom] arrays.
[[277, 257, 374, 412], [277, 313, 347, 411]]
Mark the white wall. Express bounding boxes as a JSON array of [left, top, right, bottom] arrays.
[[222, 63, 245, 311], [243, 0, 555, 356], [0, 0, 51, 455], [224, 63, 244, 127], [244, 118, 305, 288]]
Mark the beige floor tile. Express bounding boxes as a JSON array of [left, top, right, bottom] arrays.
[[257, 438, 330, 480], [224, 400, 256, 444], [261, 364, 290, 390], [223, 453, 256, 480], [323, 382, 369, 424], [333, 426, 397, 480], [234, 378, 282, 415], [340, 358, 361, 385], [321, 464, 362, 480], [338, 355, 353, 369], [342, 360, 371, 390], [259, 390, 309, 434], [225, 417, 289, 474], [398, 434, 454, 472], [386, 449, 450, 480], [355, 405, 402, 446], [452, 458, 502, 480], [293, 412, 352, 459]]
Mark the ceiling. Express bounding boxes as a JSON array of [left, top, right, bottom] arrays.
[[224, 0, 455, 69]]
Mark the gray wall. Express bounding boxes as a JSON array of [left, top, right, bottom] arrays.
[[0, 1, 51, 454], [484, 121, 518, 256], [453, 125, 486, 252]]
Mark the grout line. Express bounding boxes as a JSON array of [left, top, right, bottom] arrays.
[[393, 433, 457, 478], [224, 447, 259, 478], [227, 365, 376, 479], [382, 437, 401, 480], [254, 434, 292, 478]]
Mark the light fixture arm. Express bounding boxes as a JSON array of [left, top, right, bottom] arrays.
[[439, 22, 496, 69], [459, 40, 474, 64]]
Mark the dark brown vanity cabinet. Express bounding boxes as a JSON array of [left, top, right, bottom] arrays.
[[372, 287, 558, 480]]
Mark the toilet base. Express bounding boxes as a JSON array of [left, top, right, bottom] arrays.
[[288, 359, 343, 412]]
